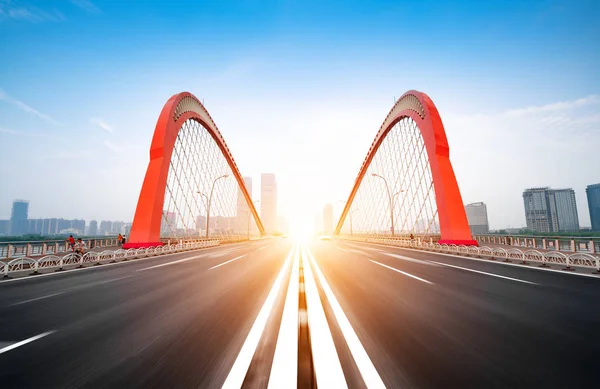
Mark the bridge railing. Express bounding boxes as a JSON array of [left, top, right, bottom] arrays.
[[0, 237, 121, 260], [1, 239, 222, 278], [473, 235, 600, 254], [338, 235, 600, 272]]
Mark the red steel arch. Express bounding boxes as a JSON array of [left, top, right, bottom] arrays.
[[335, 90, 477, 246], [125, 92, 265, 248]]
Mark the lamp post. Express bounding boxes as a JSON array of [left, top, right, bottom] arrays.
[[338, 200, 359, 236], [371, 173, 404, 237], [197, 174, 229, 239]]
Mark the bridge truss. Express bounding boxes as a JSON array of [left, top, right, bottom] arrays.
[[125, 92, 264, 248], [335, 90, 477, 245]]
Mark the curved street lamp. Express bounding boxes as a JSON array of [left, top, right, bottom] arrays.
[[197, 173, 229, 239], [372, 173, 404, 237]]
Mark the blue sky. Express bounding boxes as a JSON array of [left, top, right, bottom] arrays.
[[0, 0, 599, 229]]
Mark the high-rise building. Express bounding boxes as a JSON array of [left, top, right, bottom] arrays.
[[261, 174, 277, 234], [0, 220, 9, 236], [88, 220, 98, 236], [10, 199, 29, 236], [99, 220, 112, 236], [523, 187, 579, 233], [553, 189, 579, 232], [323, 204, 333, 235], [237, 176, 253, 233], [465, 202, 489, 235], [161, 211, 177, 236], [71, 219, 86, 235], [587, 183, 600, 231], [112, 221, 124, 235]]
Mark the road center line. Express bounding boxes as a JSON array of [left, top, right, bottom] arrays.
[[209, 255, 246, 270], [0, 331, 56, 355], [8, 292, 65, 307], [137, 254, 206, 272], [426, 260, 539, 285], [338, 247, 350, 252], [221, 245, 295, 389], [308, 250, 386, 388], [370, 260, 434, 285], [268, 246, 299, 388], [302, 248, 348, 388]]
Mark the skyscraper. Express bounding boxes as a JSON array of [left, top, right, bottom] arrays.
[[465, 202, 489, 234], [586, 183, 600, 231], [237, 176, 253, 233], [523, 187, 579, 233], [552, 189, 579, 232], [261, 173, 277, 233], [323, 204, 333, 235], [88, 220, 98, 236], [10, 199, 29, 236]]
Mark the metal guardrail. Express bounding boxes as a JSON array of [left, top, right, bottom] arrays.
[[0, 238, 121, 260], [1, 240, 221, 278], [339, 236, 600, 272], [474, 235, 600, 254]]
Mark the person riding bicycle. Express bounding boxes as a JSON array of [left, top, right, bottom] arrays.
[[75, 238, 87, 256]]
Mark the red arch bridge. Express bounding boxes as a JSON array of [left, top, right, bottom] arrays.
[[2, 90, 598, 389], [124, 90, 477, 248]]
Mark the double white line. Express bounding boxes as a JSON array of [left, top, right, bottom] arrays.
[[222, 245, 386, 388]]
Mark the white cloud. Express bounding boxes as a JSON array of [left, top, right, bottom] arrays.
[[103, 139, 121, 152], [90, 117, 114, 133], [0, 1, 65, 22], [445, 94, 600, 229], [70, 0, 100, 14], [0, 87, 61, 125]]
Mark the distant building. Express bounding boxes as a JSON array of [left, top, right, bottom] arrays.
[[261, 174, 277, 234], [587, 184, 600, 231], [0, 220, 9, 236], [71, 219, 86, 235], [88, 220, 98, 236], [465, 202, 489, 235], [112, 221, 124, 235], [553, 189, 579, 231], [99, 220, 112, 236], [523, 187, 579, 233], [323, 204, 333, 235], [10, 199, 29, 236], [161, 211, 177, 236]]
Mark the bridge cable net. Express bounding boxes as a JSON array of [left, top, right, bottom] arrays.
[[161, 119, 257, 240], [341, 117, 439, 238]]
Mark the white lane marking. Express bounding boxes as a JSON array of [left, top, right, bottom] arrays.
[[137, 254, 206, 272], [257, 246, 268, 251], [427, 260, 539, 285], [307, 250, 386, 388], [209, 255, 246, 270], [221, 245, 295, 389], [8, 292, 65, 307], [268, 247, 299, 389], [302, 248, 348, 388], [383, 253, 439, 266], [370, 260, 434, 285], [0, 331, 56, 355], [337, 247, 350, 252], [346, 243, 383, 252]]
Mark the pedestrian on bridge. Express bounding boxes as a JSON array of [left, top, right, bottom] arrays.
[[118, 233, 123, 246], [67, 235, 75, 251]]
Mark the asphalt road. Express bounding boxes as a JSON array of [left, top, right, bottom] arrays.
[[0, 238, 598, 388]]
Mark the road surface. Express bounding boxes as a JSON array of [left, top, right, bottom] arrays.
[[0, 238, 598, 388]]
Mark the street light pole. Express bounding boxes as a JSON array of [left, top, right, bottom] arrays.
[[349, 208, 359, 235], [198, 174, 229, 239], [372, 173, 404, 237]]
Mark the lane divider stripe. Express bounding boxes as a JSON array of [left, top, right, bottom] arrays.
[[0, 331, 56, 355], [308, 250, 387, 389], [302, 248, 348, 388], [427, 260, 539, 285], [267, 247, 300, 388], [137, 254, 206, 271], [221, 245, 296, 389], [209, 255, 246, 270], [370, 260, 435, 285]]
